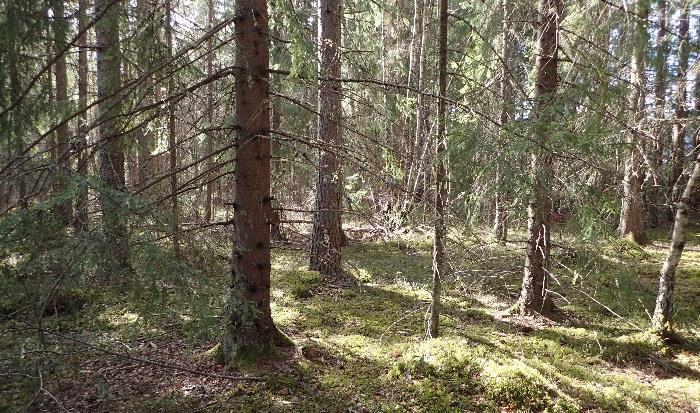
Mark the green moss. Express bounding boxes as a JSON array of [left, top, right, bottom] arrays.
[[3, 225, 699, 412], [276, 267, 324, 299], [482, 363, 555, 412]]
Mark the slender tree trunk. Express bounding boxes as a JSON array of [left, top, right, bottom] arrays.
[[220, 0, 289, 363], [73, 0, 90, 233], [493, 0, 514, 242], [517, 0, 561, 315], [652, 150, 700, 337], [165, 0, 180, 258], [428, 0, 448, 338], [410, 0, 432, 209], [401, 0, 423, 211], [52, 0, 72, 225], [618, 0, 649, 243], [204, 0, 215, 223], [8, 3, 26, 209], [648, 0, 667, 228], [310, 0, 343, 277], [136, 0, 154, 191], [96, 0, 130, 279], [667, 1, 690, 220]]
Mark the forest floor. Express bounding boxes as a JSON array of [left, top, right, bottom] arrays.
[[2, 225, 700, 412]]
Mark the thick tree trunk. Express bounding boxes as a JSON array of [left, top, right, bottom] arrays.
[[652, 150, 700, 337], [618, 0, 649, 243], [667, 1, 689, 220], [648, 0, 667, 228], [73, 0, 89, 233], [52, 0, 72, 226], [428, 0, 448, 339], [517, 0, 561, 316], [95, 0, 130, 278], [310, 0, 344, 278], [165, 0, 181, 258], [493, 0, 514, 242], [204, 0, 215, 223], [221, 0, 288, 363]]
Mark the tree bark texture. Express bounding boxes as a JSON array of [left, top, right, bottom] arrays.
[[428, 0, 448, 338], [52, 0, 72, 226], [618, 0, 649, 243], [73, 0, 90, 233], [667, 1, 689, 220], [648, 0, 667, 228], [221, 0, 285, 362], [166, 0, 181, 258], [652, 151, 700, 336], [493, 0, 514, 242], [310, 0, 344, 278], [517, 0, 561, 315], [96, 0, 130, 278]]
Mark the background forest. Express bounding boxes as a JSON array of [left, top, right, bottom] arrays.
[[1, 0, 700, 411]]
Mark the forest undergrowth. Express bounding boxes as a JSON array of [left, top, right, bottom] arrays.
[[1, 224, 699, 412]]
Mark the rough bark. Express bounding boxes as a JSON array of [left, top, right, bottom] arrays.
[[517, 0, 561, 316], [652, 150, 700, 337], [310, 0, 344, 278], [95, 0, 130, 278], [221, 0, 288, 363], [618, 0, 649, 244], [165, 0, 180, 258], [493, 0, 514, 242], [667, 1, 689, 220], [428, 0, 448, 339]]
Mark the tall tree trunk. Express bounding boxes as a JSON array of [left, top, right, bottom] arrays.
[[401, 0, 424, 208], [428, 0, 448, 338], [310, 0, 343, 277], [493, 0, 514, 242], [618, 0, 649, 243], [204, 0, 215, 223], [96, 0, 130, 278], [410, 0, 432, 210], [517, 0, 561, 315], [667, 1, 689, 220], [73, 0, 90, 232], [220, 0, 289, 363], [401, 0, 428, 218], [165, 0, 180, 258], [652, 150, 700, 337], [136, 0, 155, 191], [8, 3, 26, 209], [648, 0, 667, 228], [52, 0, 72, 226]]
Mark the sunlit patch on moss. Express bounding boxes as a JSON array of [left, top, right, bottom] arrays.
[[482, 361, 556, 412], [271, 303, 301, 326]]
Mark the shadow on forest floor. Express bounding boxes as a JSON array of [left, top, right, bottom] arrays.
[[1, 225, 700, 412]]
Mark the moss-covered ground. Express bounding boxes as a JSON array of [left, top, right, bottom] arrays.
[[1, 225, 699, 412]]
